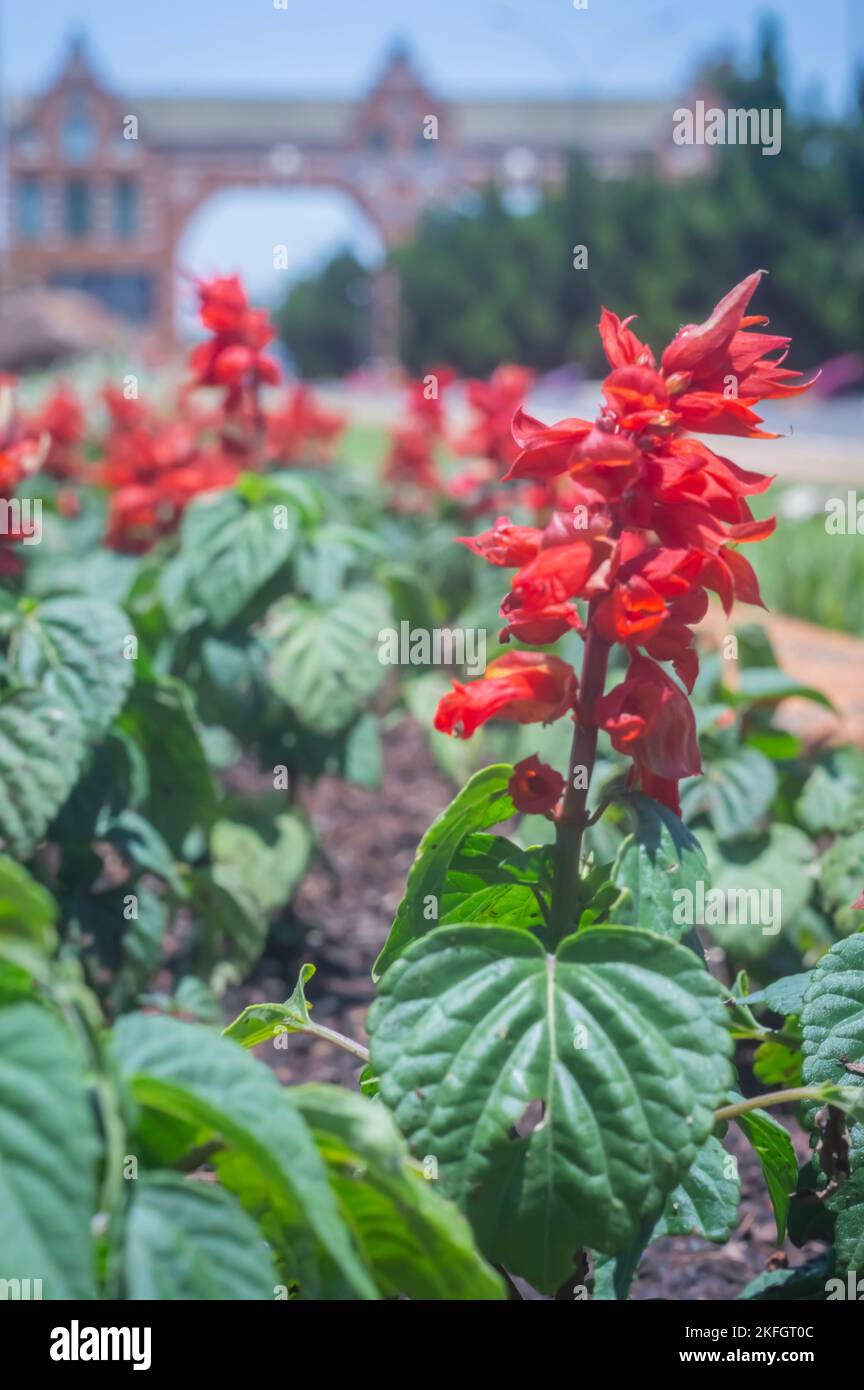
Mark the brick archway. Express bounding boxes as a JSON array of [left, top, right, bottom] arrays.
[[164, 172, 397, 358], [5, 35, 699, 361]]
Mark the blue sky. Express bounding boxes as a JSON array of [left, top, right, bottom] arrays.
[[3, 0, 859, 318]]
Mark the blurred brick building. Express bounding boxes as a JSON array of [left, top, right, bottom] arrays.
[[3, 34, 705, 354]]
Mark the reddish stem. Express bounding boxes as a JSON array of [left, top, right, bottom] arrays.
[[550, 612, 611, 943]]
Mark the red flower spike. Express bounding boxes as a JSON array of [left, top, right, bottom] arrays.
[[435, 273, 814, 818]]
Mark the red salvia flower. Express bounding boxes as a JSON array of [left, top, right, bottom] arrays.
[[434, 651, 577, 739], [435, 273, 815, 816]]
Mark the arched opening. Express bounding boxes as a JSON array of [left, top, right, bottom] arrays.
[[173, 186, 387, 370]]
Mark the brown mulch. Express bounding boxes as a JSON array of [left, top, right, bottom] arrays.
[[225, 718, 822, 1302]]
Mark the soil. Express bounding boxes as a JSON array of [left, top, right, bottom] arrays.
[[225, 718, 824, 1302]]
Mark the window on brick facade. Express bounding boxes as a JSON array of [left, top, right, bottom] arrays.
[[114, 177, 138, 239], [64, 178, 91, 238], [62, 88, 96, 162], [16, 176, 43, 241]]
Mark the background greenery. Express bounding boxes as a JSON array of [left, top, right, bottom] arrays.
[[276, 24, 864, 377]]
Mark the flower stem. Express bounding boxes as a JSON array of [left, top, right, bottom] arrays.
[[714, 1087, 826, 1123], [298, 1020, 371, 1063], [550, 617, 610, 945]]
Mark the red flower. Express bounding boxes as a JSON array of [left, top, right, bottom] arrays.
[[266, 385, 344, 465], [188, 275, 281, 411], [595, 655, 701, 815], [434, 651, 577, 739], [458, 517, 543, 567], [29, 384, 85, 479], [435, 274, 814, 818], [457, 365, 535, 469], [499, 535, 615, 644], [508, 755, 565, 815]]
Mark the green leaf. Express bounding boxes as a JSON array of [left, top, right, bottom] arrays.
[[0, 855, 57, 964], [730, 667, 833, 710], [373, 765, 515, 979], [0, 690, 87, 858], [103, 810, 186, 897], [180, 486, 297, 628], [368, 923, 732, 1293], [117, 679, 217, 854], [266, 586, 390, 736], [592, 1136, 740, 1300], [656, 1135, 740, 1242], [738, 1255, 832, 1301], [211, 808, 312, 916], [826, 1168, 864, 1276], [753, 1037, 803, 1088], [343, 712, 382, 789], [801, 935, 864, 1155], [124, 1173, 280, 1299], [188, 867, 267, 987], [292, 1084, 505, 1300], [611, 792, 708, 939], [0, 1003, 99, 1298], [796, 751, 864, 836], [681, 746, 777, 840], [9, 595, 134, 738], [733, 1102, 798, 1242], [819, 830, 864, 936], [440, 882, 545, 930], [223, 962, 316, 1049], [747, 971, 813, 1016], [112, 1012, 377, 1299], [108, 887, 169, 1014]]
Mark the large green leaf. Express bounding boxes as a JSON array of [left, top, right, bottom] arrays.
[[111, 1012, 376, 1299], [117, 679, 216, 853], [368, 923, 732, 1292], [180, 485, 297, 627], [0, 1003, 99, 1298], [0, 690, 87, 858], [801, 935, 864, 1155], [681, 746, 777, 840], [373, 765, 515, 979], [9, 595, 134, 738], [611, 792, 708, 938], [266, 586, 390, 736], [124, 1173, 280, 1299], [292, 1085, 505, 1300]]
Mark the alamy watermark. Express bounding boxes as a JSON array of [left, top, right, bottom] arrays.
[[378, 622, 486, 676], [672, 881, 781, 936], [673, 101, 781, 157], [0, 497, 42, 545]]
